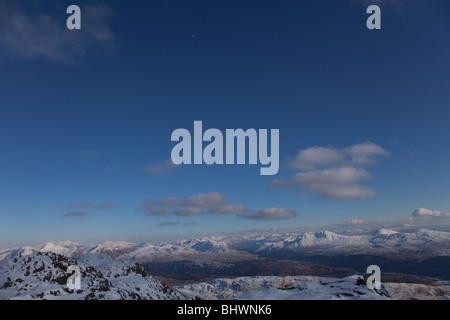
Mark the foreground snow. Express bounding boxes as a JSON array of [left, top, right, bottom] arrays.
[[177, 275, 450, 300], [0, 252, 189, 300]]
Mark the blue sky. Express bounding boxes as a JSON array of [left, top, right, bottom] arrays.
[[1, 0, 450, 246]]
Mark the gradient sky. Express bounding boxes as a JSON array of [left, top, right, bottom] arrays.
[[1, 0, 450, 246]]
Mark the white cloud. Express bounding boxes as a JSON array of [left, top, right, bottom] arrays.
[[182, 193, 228, 207], [64, 212, 87, 217], [147, 192, 228, 208], [158, 222, 180, 227], [142, 192, 227, 217], [140, 192, 296, 221], [412, 208, 450, 218], [208, 204, 247, 215], [173, 207, 203, 216], [287, 142, 389, 170], [0, 1, 117, 63], [273, 142, 388, 200], [67, 202, 119, 210], [344, 142, 390, 165], [347, 219, 366, 225], [287, 146, 344, 171], [242, 208, 297, 221], [143, 206, 172, 216], [294, 167, 376, 199]]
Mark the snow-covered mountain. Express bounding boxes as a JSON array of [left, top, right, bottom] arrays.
[[2, 228, 448, 264], [0, 252, 190, 300], [249, 230, 366, 252], [0, 241, 88, 262], [370, 228, 450, 247], [88, 241, 139, 258], [234, 228, 450, 258], [177, 275, 450, 300], [117, 238, 254, 263], [38, 241, 86, 257], [0, 238, 254, 264], [0, 247, 37, 262]]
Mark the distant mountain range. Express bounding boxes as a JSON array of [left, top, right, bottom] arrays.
[[233, 228, 450, 259], [0, 237, 254, 263], [2, 228, 449, 263]]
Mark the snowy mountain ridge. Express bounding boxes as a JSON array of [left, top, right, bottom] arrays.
[[1, 228, 449, 264], [118, 238, 252, 263], [234, 228, 450, 258], [0, 252, 189, 300]]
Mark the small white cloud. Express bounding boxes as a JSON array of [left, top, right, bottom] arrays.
[[242, 208, 296, 221], [143, 206, 172, 216], [272, 166, 376, 199], [273, 142, 388, 200], [344, 142, 390, 165], [287, 142, 389, 170], [208, 204, 247, 215], [182, 193, 228, 207], [348, 219, 366, 225], [142, 192, 228, 216], [64, 212, 87, 217], [140, 192, 296, 221], [67, 202, 118, 210], [173, 207, 204, 216], [412, 208, 450, 218], [287, 146, 344, 171], [149, 192, 228, 208]]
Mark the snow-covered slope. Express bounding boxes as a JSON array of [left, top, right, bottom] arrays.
[[0, 247, 37, 262], [88, 241, 138, 258], [178, 275, 391, 300], [177, 275, 450, 300], [370, 229, 450, 247], [0, 252, 190, 300], [38, 241, 85, 258], [118, 238, 254, 263], [0, 241, 87, 262], [236, 228, 450, 257], [251, 230, 368, 252], [383, 282, 450, 300], [0, 238, 254, 264]]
